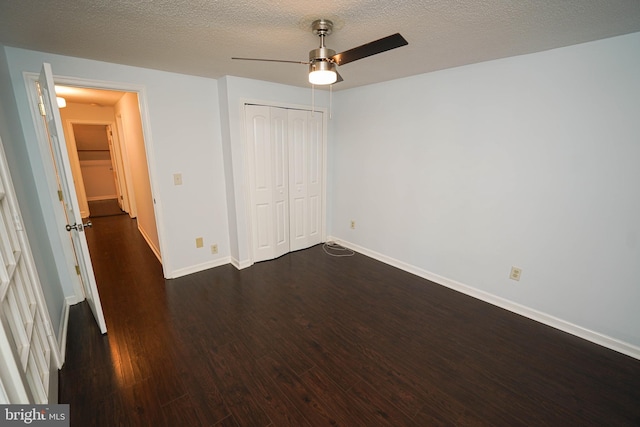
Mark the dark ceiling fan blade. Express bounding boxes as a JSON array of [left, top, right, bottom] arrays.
[[335, 71, 344, 83], [331, 33, 408, 66], [232, 57, 309, 64]]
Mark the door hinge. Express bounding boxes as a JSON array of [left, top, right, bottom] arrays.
[[38, 102, 46, 117], [75, 265, 81, 275], [58, 190, 63, 201]]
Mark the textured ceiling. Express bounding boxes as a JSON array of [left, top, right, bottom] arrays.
[[1, 0, 640, 91]]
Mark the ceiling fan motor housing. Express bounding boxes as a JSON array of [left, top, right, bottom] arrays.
[[309, 47, 336, 63]]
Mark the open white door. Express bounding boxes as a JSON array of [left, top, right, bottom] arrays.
[[36, 63, 107, 334]]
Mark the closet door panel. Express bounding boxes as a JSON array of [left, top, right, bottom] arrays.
[[271, 108, 289, 257], [246, 105, 323, 262], [246, 106, 275, 262], [288, 110, 309, 251], [307, 112, 323, 244]]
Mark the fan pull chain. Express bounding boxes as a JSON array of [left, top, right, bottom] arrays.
[[329, 84, 333, 119]]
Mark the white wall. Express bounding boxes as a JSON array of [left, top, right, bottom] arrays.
[[330, 32, 640, 351], [3, 47, 230, 279], [79, 161, 117, 200]]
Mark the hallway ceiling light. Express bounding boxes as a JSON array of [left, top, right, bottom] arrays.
[[56, 97, 67, 108]]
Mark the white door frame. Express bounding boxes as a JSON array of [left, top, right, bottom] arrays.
[[240, 99, 328, 266], [22, 71, 169, 282]]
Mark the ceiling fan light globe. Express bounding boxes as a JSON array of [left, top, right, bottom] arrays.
[[308, 60, 337, 85], [309, 70, 337, 85]]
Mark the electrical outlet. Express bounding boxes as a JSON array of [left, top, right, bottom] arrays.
[[173, 173, 183, 186], [350, 220, 356, 229], [195, 237, 203, 248], [509, 266, 522, 281], [211, 244, 218, 254]]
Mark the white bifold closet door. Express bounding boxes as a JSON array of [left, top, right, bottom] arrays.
[[245, 105, 323, 263]]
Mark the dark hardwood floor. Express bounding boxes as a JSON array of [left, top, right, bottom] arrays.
[[59, 214, 640, 426]]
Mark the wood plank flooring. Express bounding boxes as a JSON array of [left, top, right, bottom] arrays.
[[59, 214, 640, 426]]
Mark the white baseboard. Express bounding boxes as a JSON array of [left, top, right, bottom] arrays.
[[57, 301, 70, 367], [87, 196, 118, 201], [137, 223, 162, 263], [65, 294, 82, 306], [167, 257, 232, 279], [328, 236, 640, 361], [230, 257, 252, 270]]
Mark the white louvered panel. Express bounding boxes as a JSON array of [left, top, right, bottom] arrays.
[[0, 192, 20, 254], [31, 312, 50, 392], [3, 287, 30, 369], [26, 352, 46, 404], [0, 201, 18, 279], [0, 131, 57, 402], [0, 252, 9, 302], [13, 270, 31, 324], [15, 261, 37, 319], [0, 183, 6, 287]]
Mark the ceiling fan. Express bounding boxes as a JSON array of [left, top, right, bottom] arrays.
[[232, 19, 408, 85]]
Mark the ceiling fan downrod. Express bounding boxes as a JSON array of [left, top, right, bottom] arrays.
[[310, 19, 336, 63]]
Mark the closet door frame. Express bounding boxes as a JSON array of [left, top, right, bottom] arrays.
[[241, 100, 327, 266]]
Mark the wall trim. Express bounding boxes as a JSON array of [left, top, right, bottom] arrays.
[[328, 236, 640, 361], [167, 257, 232, 279], [167, 254, 253, 278], [57, 301, 71, 367], [86, 196, 118, 202], [137, 223, 162, 263], [229, 256, 250, 270]]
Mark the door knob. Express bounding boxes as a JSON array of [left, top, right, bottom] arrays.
[[65, 221, 92, 232]]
